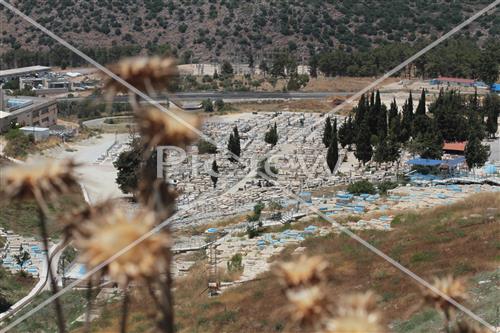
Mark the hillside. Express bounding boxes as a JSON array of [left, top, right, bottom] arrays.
[[80, 192, 499, 332], [1, 0, 499, 64]]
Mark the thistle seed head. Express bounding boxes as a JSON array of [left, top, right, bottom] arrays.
[[74, 209, 171, 286], [1, 159, 79, 202], [275, 255, 328, 289]]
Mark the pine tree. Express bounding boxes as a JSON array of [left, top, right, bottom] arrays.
[[211, 160, 219, 188], [354, 118, 373, 164], [327, 120, 338, 173], [464, 136, 490, 170], [322, 116, 333, 148], [465, 112, 490, 170]]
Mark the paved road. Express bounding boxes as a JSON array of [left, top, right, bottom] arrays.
[[58, 91, 354, 104]]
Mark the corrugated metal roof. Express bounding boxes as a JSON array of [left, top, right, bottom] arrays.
[[436, 77, 475, 84], [443, 142, 466, 151], [0, 66, 51, 77]]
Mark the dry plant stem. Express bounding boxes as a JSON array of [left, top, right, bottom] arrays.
[[84, 279, 93, 333], [120, 286, 130, 333], [33, 190, 67, 333], [158, 272, 175, 333]]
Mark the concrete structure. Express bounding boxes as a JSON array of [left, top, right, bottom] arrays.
[[20, 76, 72, 92], [0, 66, 51, 83], [19, 126, 50, 141], [0, 89, 58, 132]]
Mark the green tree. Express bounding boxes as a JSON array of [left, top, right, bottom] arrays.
[[14, 247, 31, 271], [202, 99, 214, 112], [264, 123, 278, 146], [483, 94, 499, 138], [214, 99, 225, 111], [464, 137, 489, 170], [400, 95, 413, 142], [477, 48, 499, 85], [354, 118, 373, 164], [326, 121, 338, 174], [415, 89, 426, 116], [114, 137, 155, 195], [232, 126, 241, 157], [338, 116, 354, 149], [221, 60, 234, 77], [322, 116, 333, 148], [409, 126, 443, 160], [210, 160, 219, 188], [198, 139, 217, 154]]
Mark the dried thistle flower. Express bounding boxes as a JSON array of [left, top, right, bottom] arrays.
[[74, 209, 171, 286], [325, 292, 383, 333], [102, 56, 178, 97], [59, 200, 115, 240], [137, 179, 178, 221], [275, 255, 328, 289], [1, 159, 79, 202], [422, 276, 468, 319], [336, 291, 380, 321], [136, 107, 201, 149], [324, 316, 385, 333], [285, 286, 330, 327]]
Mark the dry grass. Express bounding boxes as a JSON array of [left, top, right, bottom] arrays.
[[86, 192, 499, 332]]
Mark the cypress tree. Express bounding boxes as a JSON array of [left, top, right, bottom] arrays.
[[211, 160, 219, 188], [228, 132, 236, 162], [416, 89, 426, 115], [264, 123, 278, 146], [388, 98, 398, 126], [233, 126, 241, 157], [322, 116, 333, 148], [354, 118, 373, 164], [483, 94, 499, 139], [374, 139, 388, 165], [327, 120, 338, 173]]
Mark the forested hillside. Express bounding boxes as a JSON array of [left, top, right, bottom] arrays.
[[1, 0, 499, 66]]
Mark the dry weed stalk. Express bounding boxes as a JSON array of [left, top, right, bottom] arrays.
[[450, 320, 491, 333], [79, 56, 198, 332], [421, 275, 468, 331], [102, 56, 178, 101], [136, 106, 201, 150], [74, 209, 171, 287], [325, 291, 383, 333], [275, 255, 389, 333], [276, 255, 328, 289], [0, 159, 81, 333]]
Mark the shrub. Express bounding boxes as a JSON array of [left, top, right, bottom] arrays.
[[377, 181, 398, 195], [227, 253, 243, 272], [197, 139, 217, 154], [347, 180, 376, 195]]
